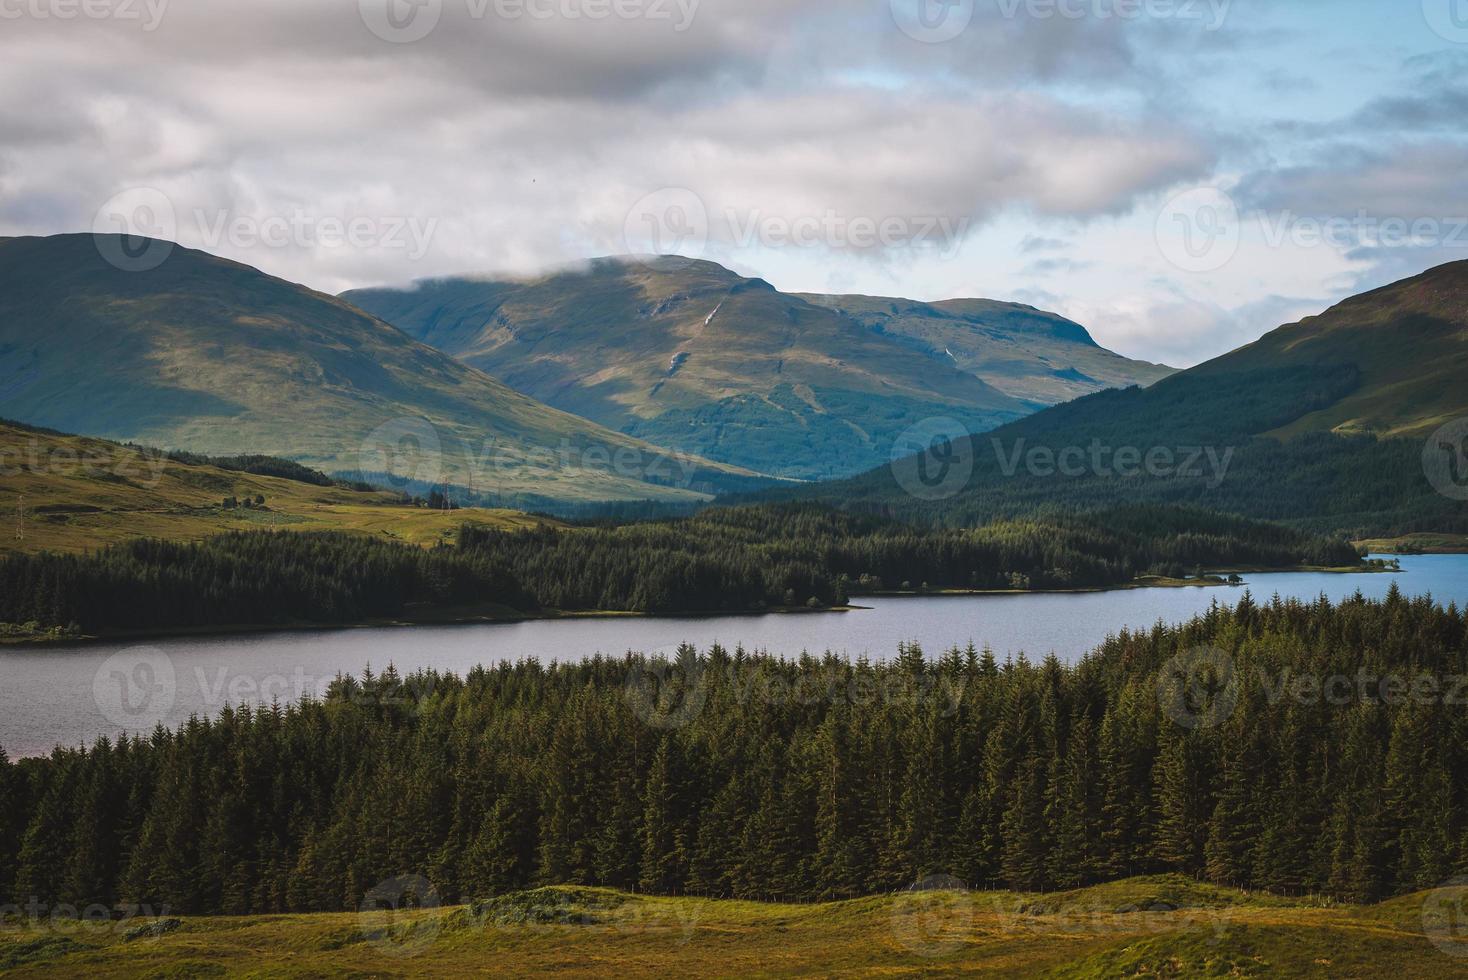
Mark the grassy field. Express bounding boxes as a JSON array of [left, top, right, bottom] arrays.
[[4, 875, 1468, 978], [0, 421, 559, 556], [1354, 532, 1468, 554]]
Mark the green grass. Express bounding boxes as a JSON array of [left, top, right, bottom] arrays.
[[3, 876, 1465, 978], [0, 419, 561, 556], [1354, 532, 1468, 554]]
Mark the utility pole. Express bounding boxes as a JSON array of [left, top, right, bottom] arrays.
[[14, 494, 23, 542]]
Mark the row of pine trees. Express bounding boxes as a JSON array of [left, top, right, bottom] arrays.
[[0, 503, 1356, 633], [4, 589, 1464, 916]]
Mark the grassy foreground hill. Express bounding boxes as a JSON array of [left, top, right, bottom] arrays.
[[0, 419, 555, 556], [0, 235, 753, 505], [345, 258, 1168, 480], [3, 877, 1466, 978]]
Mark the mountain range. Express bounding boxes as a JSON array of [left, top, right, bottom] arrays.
[[5, 233, 1461, 533], [0, 235, 755, 507], [345, 257, 1170, 480]]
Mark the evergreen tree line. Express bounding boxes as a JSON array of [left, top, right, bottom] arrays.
[[0, 505, 1357, 632], [3, 589, 1466, 916]]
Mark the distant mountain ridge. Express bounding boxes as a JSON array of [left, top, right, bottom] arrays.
[[346, 257, 1171, 480], [795, 293, 1174, 405], [0, 235, 754, 506]]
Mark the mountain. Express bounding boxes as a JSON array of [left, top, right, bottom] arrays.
[[345, 258, 1168, 481], [795, 293, 1174, 404], [780, 260, 1468, 537], [0, 235, 755, 506]]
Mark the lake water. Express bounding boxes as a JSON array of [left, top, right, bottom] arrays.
[[3, 555, 1467, 758]]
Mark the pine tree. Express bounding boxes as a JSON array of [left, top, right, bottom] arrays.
[[640, 738, 688, 894]]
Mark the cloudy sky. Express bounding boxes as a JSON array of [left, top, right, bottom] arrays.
[[1, 0, 1465, 366]]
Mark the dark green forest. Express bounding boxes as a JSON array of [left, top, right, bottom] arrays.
[[0, 505, 1358, 634], [3, 591, 1466, 916]]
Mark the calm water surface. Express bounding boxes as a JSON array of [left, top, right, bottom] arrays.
[[3, 554, 1467, 757]]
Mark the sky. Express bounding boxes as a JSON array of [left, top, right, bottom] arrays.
[[1, 0, 1465, 367]]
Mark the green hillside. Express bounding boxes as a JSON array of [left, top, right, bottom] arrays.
[[798, 292, 1175, 404], [0, 235, 753, 505], [346, 258, 1166, 481], [3, 877, 1465, 978], [782, 261, 1468, 537], [0, 418, 557, 557]]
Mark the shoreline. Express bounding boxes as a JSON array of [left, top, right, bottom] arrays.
[[0, 560, 1398, 650]]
